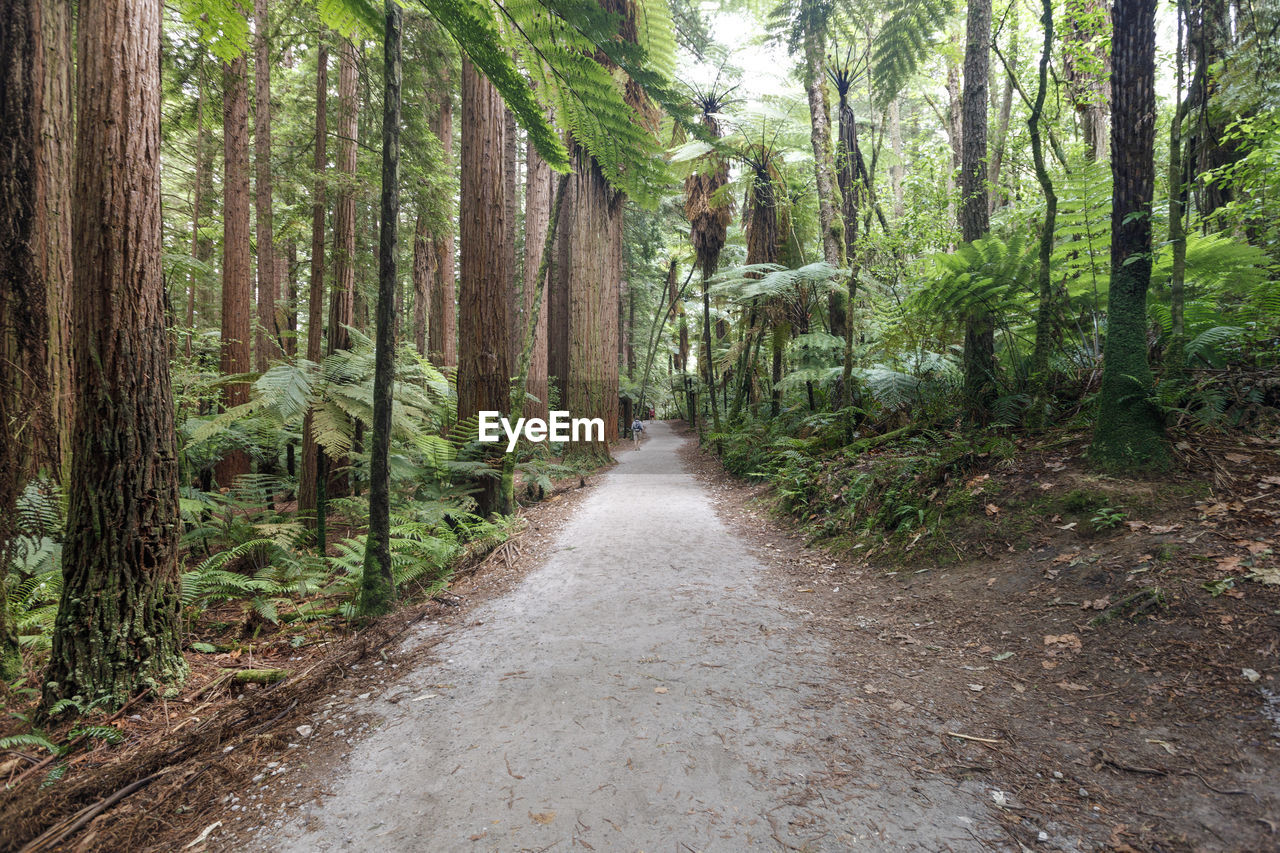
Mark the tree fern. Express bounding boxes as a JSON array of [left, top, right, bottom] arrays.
[[871, 0, 957, 107]]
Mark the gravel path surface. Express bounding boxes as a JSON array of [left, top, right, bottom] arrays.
[[253, 422, 1001, 851]]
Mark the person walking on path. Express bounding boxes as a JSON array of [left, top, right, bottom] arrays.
[[631, 417, 645, 447]]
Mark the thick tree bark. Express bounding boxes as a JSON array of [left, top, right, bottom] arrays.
[[38, 0, 74, 481], [504, 106, 520, 362], [458, 57, 512, 515], [216, 51, 253, 486], [427, 91, 456, 367], [960, 0, 995, 420], [360, 0, 400, 618], [0, 0, 50, 678], [254, 0, 280, 370], [329, 39, 358, 356], [560, 147, 622, 460], [44, 0, 186, 707], [522, 141, 553, 422], [299, 35, 328, 529], [1092, 0, 1165, 466]]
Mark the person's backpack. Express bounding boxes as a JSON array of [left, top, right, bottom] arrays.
[[631, 420, 643, 433]]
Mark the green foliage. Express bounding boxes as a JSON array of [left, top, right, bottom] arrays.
[[4, 480, 65, 652], [871, 0, 957, 107]]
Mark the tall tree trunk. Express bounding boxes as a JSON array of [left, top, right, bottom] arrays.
[[801, 11, 845, 340], [216, 51, 253, 487], [360, 0, 400, 618], [44, 0, 186, 707], [802, 14, 843, 269], [457, 57, 512, 515], [988, 4, 1017, 215], [557, 148, 620, 461], [887, 98, 905, 219], [329, 39, 358, 356], [411, 213, 430, 355], [188, 74, 205, 362], [504, 106, 520, 361], [944, 46, 963, 244], [1064, 0, 1112, 161], [427, 91, 456, 367], [299, 35, 328, 530], [834, 78, 864, 416], [1167, 0, 1189, 358], [960, 0, 995, 420], [254, 0, 279, 370], [1028, 0, 1059, 427], [1092, 0, 1165, 466], [1187, 0, 1237, 225], [0, 0, 52, 678], [283, 241, 296, 356], [38, 0, 74, 481], [522, 140, 553, 422]]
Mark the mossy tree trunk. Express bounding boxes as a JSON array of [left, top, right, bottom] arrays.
[[1091, 0, 1166, 468], [360, 0, 401, 619], [44, 0, 186, 709]]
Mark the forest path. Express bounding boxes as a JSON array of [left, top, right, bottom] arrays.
[[253, 422, 1000, 852]]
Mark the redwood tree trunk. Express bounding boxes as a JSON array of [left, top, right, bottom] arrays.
[[329, 38, 358, 356], [44, 0, 186, 707], [427, 92, 456, 367], [1092, 0, 1165, 466], [254, 0, 280, 370], [217, 51, 253, 486], [38, 0, 74, 480], [0, 0, 52, 678], [522, 140, 553, 422], [299, 35, 328, 527], [457, 57, 512, 516], [960, 0, 995, 420], [556, 147, 620, 462]]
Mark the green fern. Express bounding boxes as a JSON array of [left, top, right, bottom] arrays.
[[871, 0, 957, 107]]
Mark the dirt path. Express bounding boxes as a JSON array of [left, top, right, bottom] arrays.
[[245, 422, 1001, 851]]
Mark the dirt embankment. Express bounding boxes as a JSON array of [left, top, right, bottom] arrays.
[[683, 425, 1280, 852]]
